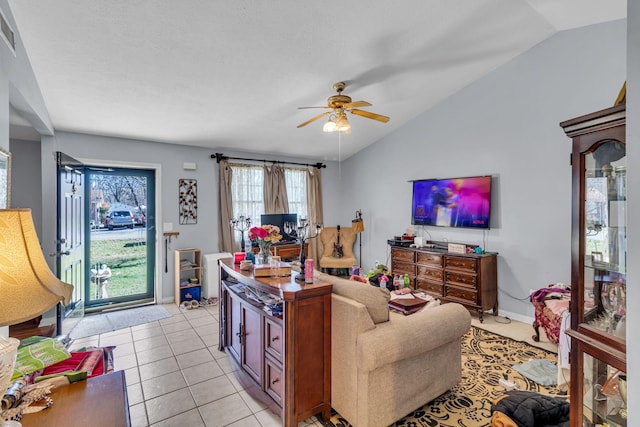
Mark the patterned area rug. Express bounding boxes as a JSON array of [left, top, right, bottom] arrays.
[[327, 326, 563, 427]]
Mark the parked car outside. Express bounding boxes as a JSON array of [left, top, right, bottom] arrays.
[[104, 210, 135, 230]]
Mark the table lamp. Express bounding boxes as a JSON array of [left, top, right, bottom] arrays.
[[0, 209, 74, 328], [0, 209, 74, 397]]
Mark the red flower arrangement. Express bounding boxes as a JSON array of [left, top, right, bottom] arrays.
[[249, 225, 282, 243], [249, 225, 282, 264]]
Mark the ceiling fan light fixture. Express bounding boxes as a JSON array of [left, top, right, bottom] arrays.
[[323, 116, 337, 132], [336, 112, 350, 132], [296, 82, 388, 133]]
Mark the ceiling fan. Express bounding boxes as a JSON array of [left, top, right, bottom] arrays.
[[296, 82, 390, 133]]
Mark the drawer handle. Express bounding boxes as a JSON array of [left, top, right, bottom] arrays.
[[271, 378, 279, 385], [271, 336, 280, 342]]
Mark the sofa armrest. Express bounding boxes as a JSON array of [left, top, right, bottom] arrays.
[[356, 303, 471, 372]]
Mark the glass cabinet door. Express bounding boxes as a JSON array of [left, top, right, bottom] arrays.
[[582, 352, 627, 426], [582, 140, 626, 340]]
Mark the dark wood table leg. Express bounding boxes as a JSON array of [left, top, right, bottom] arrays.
[[532, 320, 540, 342]]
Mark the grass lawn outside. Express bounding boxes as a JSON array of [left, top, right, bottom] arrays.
[[90, 238, 147, 299]]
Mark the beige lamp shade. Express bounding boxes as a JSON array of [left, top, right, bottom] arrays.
[[352, 210, 364, 234], [0, 209, 74, 327]]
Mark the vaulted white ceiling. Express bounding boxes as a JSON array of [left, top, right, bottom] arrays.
[[8, 0, 626, 160]]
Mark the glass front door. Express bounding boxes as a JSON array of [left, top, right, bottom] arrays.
[[85, 167, 156, 310]]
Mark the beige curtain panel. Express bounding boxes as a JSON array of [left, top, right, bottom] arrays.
[[306, 168, 323, 262], [263, 165, 289, 214], [218, 160, 235, 253]]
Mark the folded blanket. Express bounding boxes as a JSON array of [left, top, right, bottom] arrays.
[[545, 299, 570, 316]]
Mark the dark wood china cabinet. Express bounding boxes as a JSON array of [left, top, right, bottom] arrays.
[[561, 104, 627, 426]]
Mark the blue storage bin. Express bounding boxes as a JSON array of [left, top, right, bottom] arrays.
[[181, 286, 201, 302]]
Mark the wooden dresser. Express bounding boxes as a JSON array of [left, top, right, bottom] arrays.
[[218, 258, 332, 427], [390, 246, 498, 322]]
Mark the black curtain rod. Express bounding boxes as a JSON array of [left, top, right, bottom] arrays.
[[211, 152, 326, 169]]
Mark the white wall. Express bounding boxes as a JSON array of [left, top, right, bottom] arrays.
[[330, 20, 627, 319], [9, 138, 42, 233]]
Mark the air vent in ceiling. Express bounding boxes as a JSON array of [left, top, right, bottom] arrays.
[[0, 8, 16, 53]]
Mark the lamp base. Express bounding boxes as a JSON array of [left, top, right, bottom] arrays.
[[294, 272, 306, 282]]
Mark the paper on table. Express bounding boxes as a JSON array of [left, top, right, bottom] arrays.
[[390, 293, 415, 300], [414, 292, 433, 301]]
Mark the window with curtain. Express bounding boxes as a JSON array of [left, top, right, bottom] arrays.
[[230, 165, 308, 243]]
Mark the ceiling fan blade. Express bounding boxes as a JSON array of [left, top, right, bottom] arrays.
[[350, 109, 390, 123], [296, 111, 331, 128], [343, 100, 371, 109]]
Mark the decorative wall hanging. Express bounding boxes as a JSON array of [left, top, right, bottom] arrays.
[[179, 179, 197, 224]]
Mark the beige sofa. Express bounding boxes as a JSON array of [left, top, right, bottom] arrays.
[[315, 271, 471, 427]]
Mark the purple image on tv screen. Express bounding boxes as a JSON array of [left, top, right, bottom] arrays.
[[412, 176, 491, 229]]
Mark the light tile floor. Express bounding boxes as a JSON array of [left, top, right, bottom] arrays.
[[70, 304, 558, 427]]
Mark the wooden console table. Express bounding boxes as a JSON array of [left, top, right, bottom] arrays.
[[20, 371, 130, 427], [251, 242, 308, 261], [218, 258, 331, 427]]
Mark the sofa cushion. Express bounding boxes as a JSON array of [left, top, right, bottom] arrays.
[[317, 272, 390, 324]]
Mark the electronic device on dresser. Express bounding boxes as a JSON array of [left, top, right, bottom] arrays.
[[387, 239, 413, 247], [411, 175, 492, 229]]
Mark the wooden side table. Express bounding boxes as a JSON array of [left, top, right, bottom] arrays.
[[9, 316, 56, 340], [20, 371, 130, 427]]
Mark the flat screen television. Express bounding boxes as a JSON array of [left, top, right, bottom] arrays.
[[260, 213, 298, 242], [411, 176, 491, 229]]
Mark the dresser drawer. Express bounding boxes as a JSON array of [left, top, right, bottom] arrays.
[[264, 318, 283, 361], [265, 357, 283, 405], [445, 256, 478, 272], [391, 248, 415, 263], [391, 261, 415, 276], [445, 286, 477, 304], [416, 252, 443, 267], [416, 279, 443, 296], [416, 265, 443, 282], [445, 271, 477, 288]]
